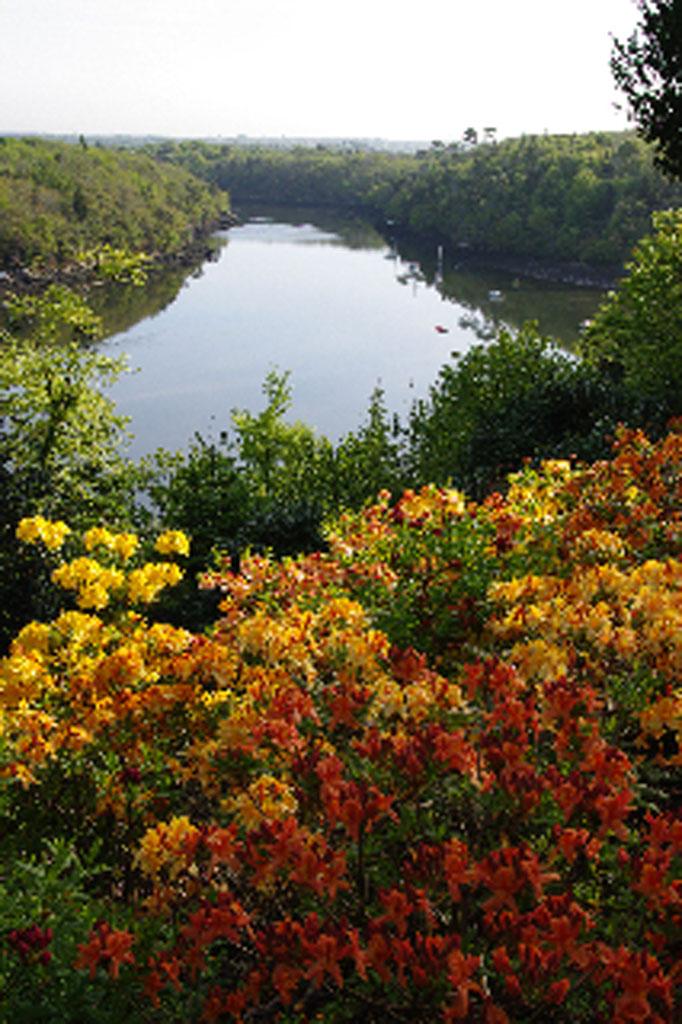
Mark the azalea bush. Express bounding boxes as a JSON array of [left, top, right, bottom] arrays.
[[0, 426, 680, 1022]]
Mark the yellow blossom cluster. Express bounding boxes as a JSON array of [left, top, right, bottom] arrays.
[[397, 485, 467, 525], [571, 528, 627, 565], [154, 530, 190, 557], [126, 563, 183, 604], [505, 460, 575, 525], [639, 693, 682, 765], [135, 816, 201, 879], [0, 649, 52, 707], [0, 598, 231, 790], [489, 558, 682, 684], [84, 526, 139, 561], [223, 774, 298, 830], [52, 557, 126, 610], [16, 515, 71, 550], [15, 520, 188, 610]]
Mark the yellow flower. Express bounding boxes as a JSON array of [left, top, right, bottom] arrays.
[[16, 516, 70, 550], [511, 638, 569, 682], [51, 558, 124, 608], [154, 530, 190, 557], [223, 775, 298, 830], [127, 563, 183, 604], [83, 527, 140, 561], [574, 529, 627, 564], [11, 622, 51, 657], [0, 652, 50, 705], [53, 611, 105, 649], [110, 532, 139, 561], [135, 816, 200, 879], [83, 526, 115, 551]]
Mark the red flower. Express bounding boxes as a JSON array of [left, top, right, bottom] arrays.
[[445, 949, 482, 1020], [595, 786, 633, 839], [547, 978, 571, 1004], [302, 933, 344, 989], [75, 923, 134, 980], [375, 888, 413, 937], [102, 928, 135, 980], [271, 962, 302, 1005]]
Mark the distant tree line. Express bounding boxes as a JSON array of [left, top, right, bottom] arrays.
[[147, 131, 682, 266], [0, 137, 228, 270]]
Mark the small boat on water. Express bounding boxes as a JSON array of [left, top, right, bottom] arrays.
[[488, 289, 503, 301]]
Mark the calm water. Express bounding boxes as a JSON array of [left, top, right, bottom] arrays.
[[100, 206, 606, 458]]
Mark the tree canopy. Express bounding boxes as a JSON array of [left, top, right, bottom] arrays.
[[150, 132, 682, 266], [611, 0, 682, 179], [0, 137, 228, 269]]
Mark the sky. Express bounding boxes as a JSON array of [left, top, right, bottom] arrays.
[[0, 0, 642, 142]]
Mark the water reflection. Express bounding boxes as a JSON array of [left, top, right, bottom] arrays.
[[232, 203, 387, 251], [387, 236, 604, 346], [97, 206, 607, 457], [90, 206, 603, 348], [91, 237, 229, 339]]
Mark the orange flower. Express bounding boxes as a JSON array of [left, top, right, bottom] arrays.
[[445, 949, 482, 1020], [444, 838, 470, 901], [74, 930, 104, 979], [303, 933, 344, 989], [75, 923, 134, 981], [376, 888, 413, 938], [271, 962, 302, 1005], [595, 787, 633, 839], [103, 928, 135, 979], [547, 978, 571, 1004], [481, 864, 523, 915]]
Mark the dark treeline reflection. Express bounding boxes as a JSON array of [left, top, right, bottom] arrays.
[[97, 206, 606, 460]]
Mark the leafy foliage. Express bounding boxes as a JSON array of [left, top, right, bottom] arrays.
[[149, 132, 682, 266], [148, 373, 406, 630], [0, 289, 137, 524], [0, 137, 227, 268], [0, 287, 142, 650], [406, 324, 624, 498], [611, 0, 682, 180], [579, 208, 682, 413]]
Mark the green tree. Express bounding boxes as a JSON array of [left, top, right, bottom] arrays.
[[0, 137, 227, 269], [332, 386, 405, 507], [579, 207, 682, 415], [229, 370, 335, 555], [0, 287, 141, 648], [611, 0, 682, 179], [407, 323, 623, 497]]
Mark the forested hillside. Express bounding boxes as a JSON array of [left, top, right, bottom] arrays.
[[0, 137, 229, 270], [149, 132, 682, 266]]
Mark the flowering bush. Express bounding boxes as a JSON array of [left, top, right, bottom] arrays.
[[0, 427, 680, 1021]]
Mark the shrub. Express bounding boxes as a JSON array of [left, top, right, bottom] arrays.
[[1, 427, 679, 1021]]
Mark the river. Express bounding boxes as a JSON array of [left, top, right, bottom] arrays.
[[98, 205, 606, 459]]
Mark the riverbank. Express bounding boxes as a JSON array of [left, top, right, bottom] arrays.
[[0, 211, 240, 301], [381, 222, 623, 290], [451, 249, 622, 289]]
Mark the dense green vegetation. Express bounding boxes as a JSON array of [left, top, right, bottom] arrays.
[[148, 131, 682, 266], [0, 137, 228, 269], [3, 205, 682, 651], [2, 13, 681, 1010]]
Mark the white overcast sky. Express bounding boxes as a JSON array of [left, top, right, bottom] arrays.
[[0, 0, 641, 141]]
